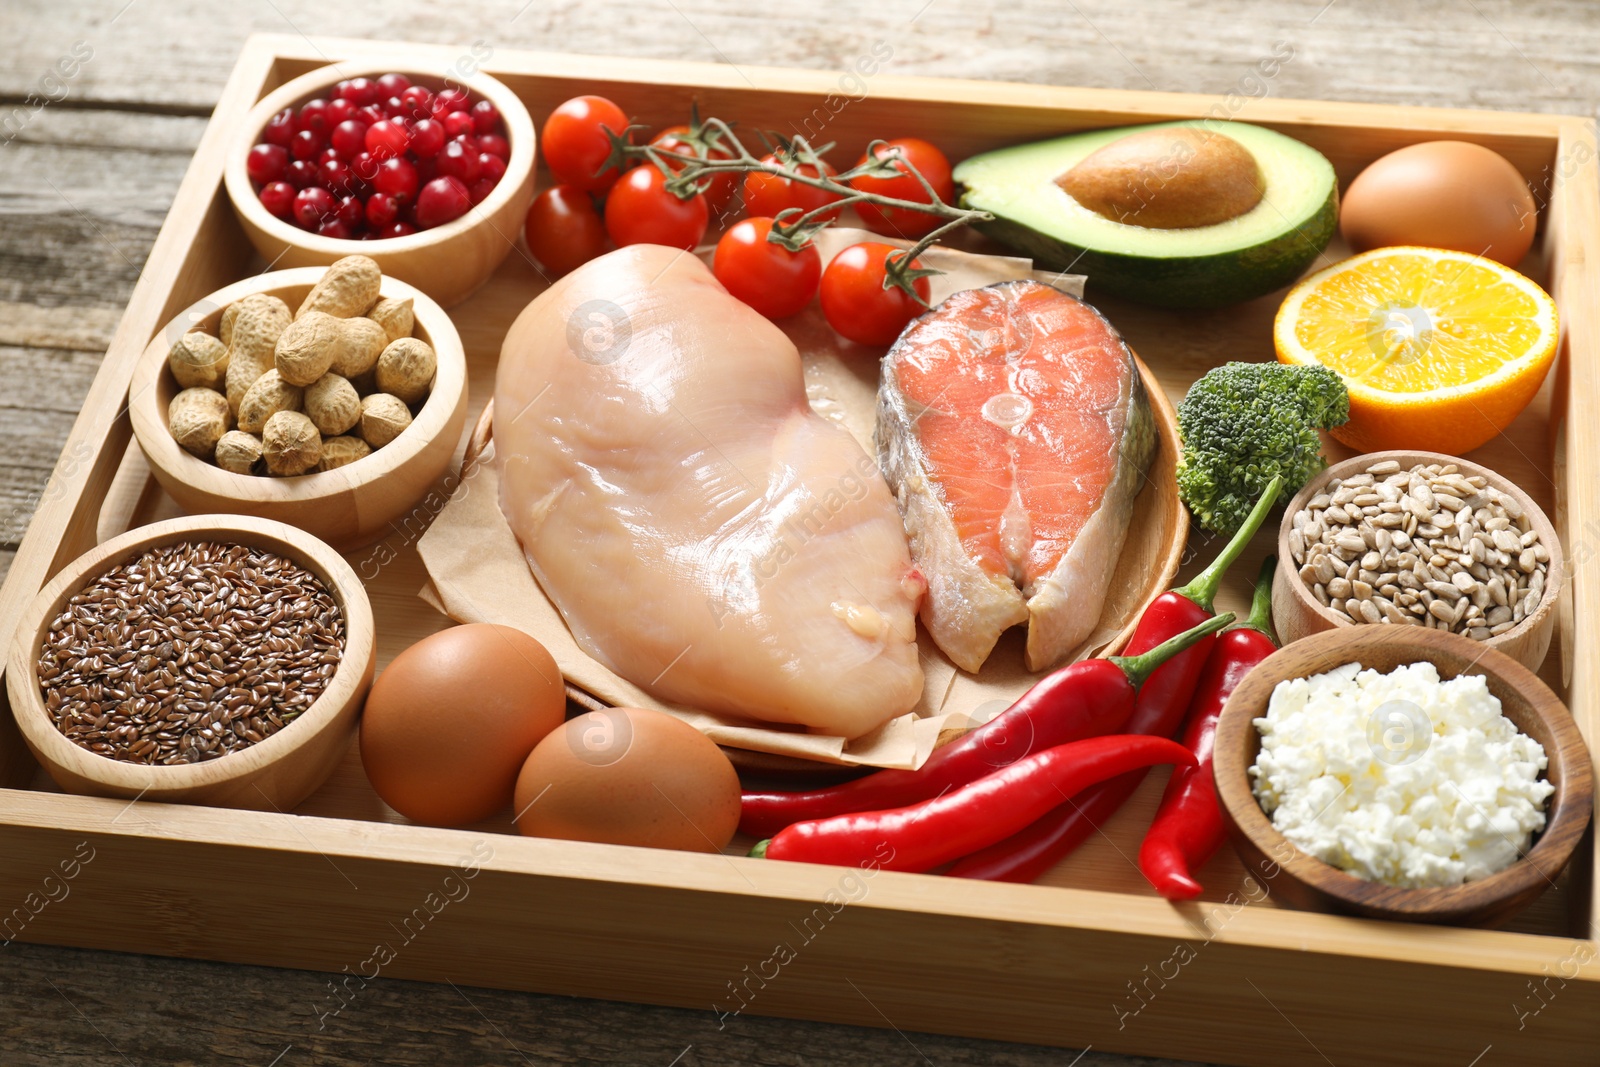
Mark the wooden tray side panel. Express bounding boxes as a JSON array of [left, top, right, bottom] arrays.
[[0, 803, 1596, 1067], [1548, 118, 1600, 941], [257, 37, 1567, 187]]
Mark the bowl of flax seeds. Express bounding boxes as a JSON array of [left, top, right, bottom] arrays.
[[6, 514, 375, 810]]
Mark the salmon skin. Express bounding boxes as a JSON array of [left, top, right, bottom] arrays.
[[876, 280, 1155, 672]]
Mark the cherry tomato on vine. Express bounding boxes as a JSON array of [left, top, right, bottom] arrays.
[[651, 125, 737, 217], [849, 138, 955, 239], [743, 154, 844, 223], [524, 186, 610, 277], [542, 95, 629, 192], [604, 164, 709, 251], [819, 242, 930, 347], [713, 218, 822, 320]]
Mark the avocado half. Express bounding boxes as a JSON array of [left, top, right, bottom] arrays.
[[954, 120, 1338, 309]]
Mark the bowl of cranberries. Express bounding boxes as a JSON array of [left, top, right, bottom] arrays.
[[225, 64, 535, 307]]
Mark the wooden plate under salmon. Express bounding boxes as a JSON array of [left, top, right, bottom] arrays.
[[877, 280, 1157, 672]]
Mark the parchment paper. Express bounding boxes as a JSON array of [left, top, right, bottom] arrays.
[[418, 229, 1087, 769]]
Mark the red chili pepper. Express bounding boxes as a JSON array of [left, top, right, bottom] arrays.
[[742, 588, 1254, 838], [750, 614, 1229, 871], [1139, 555, 1279, 900], [947, 475, 1283, 883], [754, 734, 1199, 873], [739, 598, 1237, 839]]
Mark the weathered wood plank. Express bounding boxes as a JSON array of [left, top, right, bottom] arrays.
[[0, 345, 100, 546], [0, 410, 80, 548], [1, 1, 1596, 116], [0, 940, 1204, 1067], [0, 302, 122, 353], [0, 212, 151, 311], [0, 110, 202, 315], [0, 344, 105, 414]]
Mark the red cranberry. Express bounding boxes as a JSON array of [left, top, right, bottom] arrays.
[[399, 85, 433, 119], [452, 133, 478, 155], [442, 110, 475, 141], [297, 98, 332, 137], [316, 146, 341, 165], [263, 108, 296, 148], [432, 88, 471, 115], [358, 103, 387, 127], [408, 118, 445, 158], [413, 154, 437, 184], [384, 221, 418, 238], [366, 192, 401, 228], [382, 95, 409, 119], [377, 72, 412, 96], [477, 152, 507, 185], [319, 158, 356, 194], [415, 176, 472, 228], [350, 151, 380, 183], [436, 139, 481, 184], [296, 130, 329, 161], [374, 156, 421, 202], [330, 119, 368, 158], [286, 160, 319, 189], [339, 77, 380, 106], [293, 186, 336, 229], [317, 218, 356, 239], [334, 195, 364, 229], [327, 98, 357, 125], [470, 100, 500, 135], [259, 181, 297, 219], [468, 177, 497, 204], [366, 119, 409, 161], [290, 129, 324, 161], [477, 133, 510, 160], [246, 143, 289, 184]]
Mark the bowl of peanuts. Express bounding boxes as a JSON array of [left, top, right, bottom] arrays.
[[128, 256, 469, 550], [1273, 450, 1563, 673]]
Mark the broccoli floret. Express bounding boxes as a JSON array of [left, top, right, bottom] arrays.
[[1176, 362, 1350, 536]]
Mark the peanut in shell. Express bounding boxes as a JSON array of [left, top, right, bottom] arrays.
[[297, 255, 382, 319]]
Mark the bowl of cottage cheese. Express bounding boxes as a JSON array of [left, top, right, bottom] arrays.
[[1212, 626, 1592, 927]]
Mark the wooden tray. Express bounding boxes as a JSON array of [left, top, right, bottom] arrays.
[[1, 34, 1597, 1067]]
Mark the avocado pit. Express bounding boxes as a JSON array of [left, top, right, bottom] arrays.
[[1056, 126, 1265, 229]]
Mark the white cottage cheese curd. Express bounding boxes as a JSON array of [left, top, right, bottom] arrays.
[[1250, 661, 1553, 888]]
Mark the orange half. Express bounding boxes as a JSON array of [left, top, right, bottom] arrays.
[[1274, 246, 1558, 454]]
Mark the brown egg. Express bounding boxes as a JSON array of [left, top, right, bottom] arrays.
[[514, 707, 740, 852], [1339, 140, 1538, 266], [360, 624, 565, 827]]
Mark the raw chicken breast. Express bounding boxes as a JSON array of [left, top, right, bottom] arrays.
[[495, 246, 924, 738], [878, 281, 1155, 673]]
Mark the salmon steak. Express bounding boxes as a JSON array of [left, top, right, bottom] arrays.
[[877, 280, 1155, 672]]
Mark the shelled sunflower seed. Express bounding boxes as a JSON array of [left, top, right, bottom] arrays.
[[1287, 459, 1549, 640], [37, 540, 344, 765]]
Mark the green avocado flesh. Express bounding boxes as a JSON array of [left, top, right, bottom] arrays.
[[953, 120, 1338, 308]]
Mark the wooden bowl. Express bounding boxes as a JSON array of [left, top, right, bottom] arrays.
[[1273, 450, 1562, 673], [223, 63, 536, 308], [6, 515, 376, 812], [128, 267, 469, 551], [1213, 626, 1593, 927]]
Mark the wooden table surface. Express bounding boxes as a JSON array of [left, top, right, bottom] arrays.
[[2, 2, 1597, 1064]]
